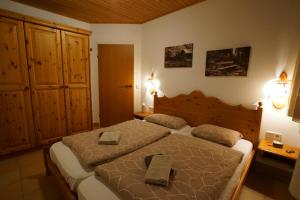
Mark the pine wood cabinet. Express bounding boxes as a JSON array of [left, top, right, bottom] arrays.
[[0, 17, 35, 153], [0, 10, 92, 154], [62, 31, 92, 133], [25, 23, 67, 144]]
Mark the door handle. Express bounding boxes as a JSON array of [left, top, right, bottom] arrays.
[[122, 85, 133, 88]]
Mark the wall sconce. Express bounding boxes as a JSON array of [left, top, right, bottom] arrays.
[[264, 71, 291, 109], [146, 72, 160, 95]]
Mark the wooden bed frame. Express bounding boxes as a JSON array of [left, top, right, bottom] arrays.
[[154, 91, 263, 200], [44, 90, 263, 200]]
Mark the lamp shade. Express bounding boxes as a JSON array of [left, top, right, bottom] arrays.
[[146, 72, 160, 95], [290, 153, 300, 199], [263, 71, 291, 109]]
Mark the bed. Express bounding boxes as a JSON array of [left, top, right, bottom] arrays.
[[77, 91, 262, 200], [77, 135, 253, 200], [151, 91, 262, 199], [44, 122, 192, 198], [44, 90, 262, 200]]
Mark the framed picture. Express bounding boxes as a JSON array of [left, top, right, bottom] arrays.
[[205, 46, 251, 76], [164, 43, 193, 68]]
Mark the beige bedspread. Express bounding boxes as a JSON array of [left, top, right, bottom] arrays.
[[95, 134, 243, 200], [63, 120, 170, 167]]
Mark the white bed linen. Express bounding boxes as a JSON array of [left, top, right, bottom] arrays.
[[49, 124, 192, 191], [219, 139, 252, 200], [49, 142, 94, 191], [77, 138, 253, 200]]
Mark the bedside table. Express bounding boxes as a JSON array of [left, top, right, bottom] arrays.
[[258, 139, 299, 160], [134, 111, 153, 120], [256, 139, 300, 176]]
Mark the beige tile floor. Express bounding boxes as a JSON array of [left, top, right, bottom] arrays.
[[0, 150, 63, 200], [0, 150, 274, 200], [239, 187, 274, 200]]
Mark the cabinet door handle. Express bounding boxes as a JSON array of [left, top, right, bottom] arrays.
[[122, 85, 133, 88]]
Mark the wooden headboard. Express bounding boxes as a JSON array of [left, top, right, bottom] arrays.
[[154, 91, 263, 147]]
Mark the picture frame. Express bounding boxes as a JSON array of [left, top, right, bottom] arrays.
[[205, 46, 251, 76], [164, 43, 193, 68]]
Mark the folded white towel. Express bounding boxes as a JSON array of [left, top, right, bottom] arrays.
[[98, 131, 121, 145]]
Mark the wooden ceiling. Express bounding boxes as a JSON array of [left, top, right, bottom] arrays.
[[12, 0, 204, 24]]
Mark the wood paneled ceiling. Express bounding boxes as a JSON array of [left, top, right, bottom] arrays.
[[12, 0, 204, 24]]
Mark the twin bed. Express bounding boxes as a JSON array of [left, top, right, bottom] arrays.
[[44, 91, 262, 200]]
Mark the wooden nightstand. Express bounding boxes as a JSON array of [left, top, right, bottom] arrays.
[[134, 112, 153, 120], [258, 139, 299, 160], [256, 139, 300, 174]]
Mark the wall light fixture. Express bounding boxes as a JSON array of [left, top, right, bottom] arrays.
[[146, 72, 160, 95], [265, 71, 291, 109]]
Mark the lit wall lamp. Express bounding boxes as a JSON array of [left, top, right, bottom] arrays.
[[265, 71, 291, 109], [146, 72, 160, 95]]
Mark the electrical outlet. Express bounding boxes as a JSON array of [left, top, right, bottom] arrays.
[[265, 131, 282, 142]]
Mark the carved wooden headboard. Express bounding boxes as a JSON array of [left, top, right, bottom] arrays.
[[154, 91, 263, 147]]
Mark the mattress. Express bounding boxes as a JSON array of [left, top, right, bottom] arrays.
[[77, 138, 253, 200], [49, 124, 192, 191]]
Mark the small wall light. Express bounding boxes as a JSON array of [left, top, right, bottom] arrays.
[[265, 71, 291, 109], [146, 72, 160, 95]]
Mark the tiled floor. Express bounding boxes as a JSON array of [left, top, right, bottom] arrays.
[[244, 162, 296, 200], [0, 150, 63, 200], [239, 187, 273, 200], [0, 150, 291, 200]]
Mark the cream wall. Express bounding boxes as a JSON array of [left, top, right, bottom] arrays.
[[90, 24, 142, 123], [141, 0, 300, 146]]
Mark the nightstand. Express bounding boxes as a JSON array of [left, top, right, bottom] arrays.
[[256, 139, 299, 174], [258, 139, 299, 160], [251, 140, 300, 199], [134, 111, 153, 120]]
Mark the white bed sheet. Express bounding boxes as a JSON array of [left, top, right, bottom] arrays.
[[49, 124, 192, 191], [49, 142, 94, 191], [77, 137, 253, 200], [219, 139, 252, 200]]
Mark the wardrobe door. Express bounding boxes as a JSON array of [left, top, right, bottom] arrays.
[[0, 17, 35, 154], [61, 31, 92, 133], [25, 23, 67, 144]]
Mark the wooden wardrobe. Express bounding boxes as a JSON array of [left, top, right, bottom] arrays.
[[0, 9, 92, 155]]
